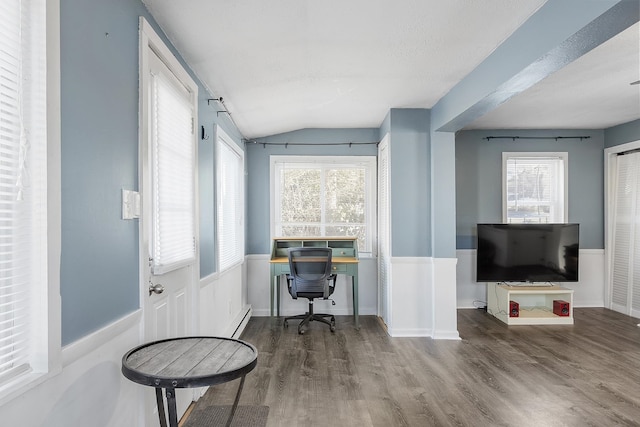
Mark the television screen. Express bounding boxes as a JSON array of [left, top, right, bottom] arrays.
[[476, 223, 579, 283]]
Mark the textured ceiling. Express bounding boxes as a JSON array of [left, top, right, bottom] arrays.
[[142, 0, 639, 138]]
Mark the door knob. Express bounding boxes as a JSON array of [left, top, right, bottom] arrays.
[[148, 283, 165, 296]]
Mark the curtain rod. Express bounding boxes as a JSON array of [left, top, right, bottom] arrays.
[[483, 136, 591, 141], [206, 97, 242, 132], [244, 140, 379, 148]]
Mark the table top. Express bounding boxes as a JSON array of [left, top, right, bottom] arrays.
[[121, 336, 258, 389]]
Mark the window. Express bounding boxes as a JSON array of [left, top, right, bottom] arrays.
[[149, 53, 196, 275], [503, 152, 567, 223], [0, 0, 52, 389], [271, 156, 376, 254], [216, 126, 244, 272]]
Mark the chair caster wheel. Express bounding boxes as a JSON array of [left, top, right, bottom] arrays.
[[298, 328, 304, 335], [283, 320, 288, 328], [330, 325, 336, 332]]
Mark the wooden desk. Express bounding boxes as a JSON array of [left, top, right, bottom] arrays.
[[270, 237, 360, 329], [121, 336, 258, 427]]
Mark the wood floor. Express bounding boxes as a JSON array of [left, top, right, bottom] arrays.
[[193, 308, 640, 426]]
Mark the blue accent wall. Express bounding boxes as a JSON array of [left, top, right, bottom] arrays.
[[431, 131, 457, 258], [246, 129, 379, 255], [604, 119, 640, 148], [388, 109, 431, 257], [60, 0, 238, 344], [455, 129, 605, 251]]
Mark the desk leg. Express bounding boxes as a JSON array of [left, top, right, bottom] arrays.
[[352, 275, 359, 329], [155, 388, 168, 427], [270, 273, 275, 317], [165, 388, 178, 427], [276, 275, 281, 317]]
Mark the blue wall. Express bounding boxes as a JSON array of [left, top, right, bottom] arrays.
[[60, 0, 239, 344], [605, 119, 640, 148], [388, 109, 431, 257], [246, 129, 379, 255], [455, 129, 605, 250]]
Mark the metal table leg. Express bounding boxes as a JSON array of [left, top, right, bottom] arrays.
[[225, 375, 247, 427], [165, 388, 178, 427], [155, 388, 168, 427]]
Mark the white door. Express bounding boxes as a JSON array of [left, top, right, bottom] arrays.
[[139, 18, 199, 426]]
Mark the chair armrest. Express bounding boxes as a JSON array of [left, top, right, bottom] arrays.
[[286, 274, 298, 299], [323, 274, 337, 299]]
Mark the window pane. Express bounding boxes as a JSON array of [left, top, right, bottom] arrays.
[[325, 169, 365, 224], [150, 59, 196, 274], [281, 225, 321, 236], [505, 156, 564, 223], [325, 226, 366, 252], [280, 169, 321, 223], [0, 0, 47, 384]]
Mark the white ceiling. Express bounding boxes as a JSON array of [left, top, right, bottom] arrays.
[[142, 0, 640, 139]]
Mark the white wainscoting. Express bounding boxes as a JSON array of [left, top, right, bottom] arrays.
[[199, 262, 251, 338], [385, 256, 459, 339], [456, 249, 605, 308], [0, 263, 252, 427], [387, 257, 433, 337], [0, 312, 143, 427], [246, 255, 460, 339], [432, 257, 461, 340]]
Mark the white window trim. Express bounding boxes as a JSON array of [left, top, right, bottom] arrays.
[[502, 152, 568, 223], [269, 155, 377, 256], [0, 0, 62, 405]]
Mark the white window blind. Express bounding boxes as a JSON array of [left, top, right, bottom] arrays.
[[150, 58, 196, 275], [216, 127, 244, 272], [0, 0, 48, 384], [503, 153, 567, 223]]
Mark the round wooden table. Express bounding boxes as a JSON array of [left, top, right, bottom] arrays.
[[122, 336, 258, 427]]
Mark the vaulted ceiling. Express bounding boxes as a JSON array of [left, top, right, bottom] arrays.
[[142, 0, 640, 139]]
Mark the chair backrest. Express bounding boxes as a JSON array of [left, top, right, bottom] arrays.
[[287, 247, 333, 297]]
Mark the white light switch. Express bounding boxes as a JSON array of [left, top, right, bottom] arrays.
[[122, 189, 140, 219]]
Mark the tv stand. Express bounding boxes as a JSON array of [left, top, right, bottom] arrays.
[[487, 282, 574, 325]]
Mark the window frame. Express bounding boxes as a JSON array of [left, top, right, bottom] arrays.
[[502, 152, 568, 224], [270, 155, 377, 256], [0, 0, 62, 403]]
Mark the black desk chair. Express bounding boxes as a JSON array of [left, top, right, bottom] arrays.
[[283, 247, 337, 334]]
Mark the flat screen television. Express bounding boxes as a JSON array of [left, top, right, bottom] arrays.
[[476, 223, 579, 283]]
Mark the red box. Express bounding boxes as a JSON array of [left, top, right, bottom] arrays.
[[509, 300, 519, 317], [553, 300, 570, 316]]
